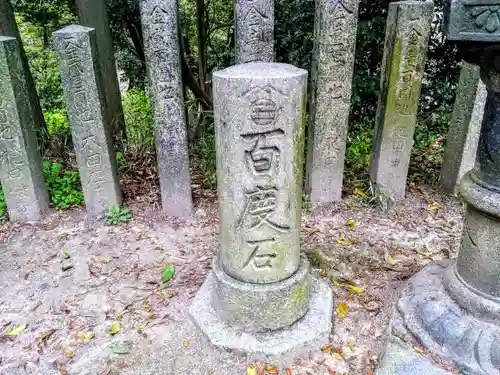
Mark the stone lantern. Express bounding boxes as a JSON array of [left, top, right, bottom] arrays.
[[377, 1, 500, 374]]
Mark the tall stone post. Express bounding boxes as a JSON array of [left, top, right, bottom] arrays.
[[370, 1, 433, 200], [441, 62, 486, 195], [235, 0, 274, 63], [0, 0, 46, 142], [75, 0, 125, 136], [0, 37, 49, 222], [53, 25, 122, 215], [306, 0, 359, 205], [376, 2, 500, 374], [190, 63, 332, 359], [139, 0, 193, 219]]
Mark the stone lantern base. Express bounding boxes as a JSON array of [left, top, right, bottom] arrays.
[[189, 260, 333, 358], [376, 260, 500, 375]]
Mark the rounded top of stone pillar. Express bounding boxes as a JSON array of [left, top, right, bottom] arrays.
[[214, 62, 307, 79]]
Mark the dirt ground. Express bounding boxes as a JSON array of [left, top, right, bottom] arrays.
[[0, 186, 465, 375]]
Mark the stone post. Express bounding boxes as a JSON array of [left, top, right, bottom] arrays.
[[306, 0, 359, 205], [75, 0, 125, 136], [53, 25, 122, 215], [190, 63, 332, 358], [0, 37, 49, 222], [376, 2, 500, 375], [0, 0, 46, 141], [370, 1, 433, 200], [441, 62, 486, 195], [139, 0, 193, 218], [235, 0, 274, 63]]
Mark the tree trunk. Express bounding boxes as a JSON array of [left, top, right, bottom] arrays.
[[196, 0, 207, 92]]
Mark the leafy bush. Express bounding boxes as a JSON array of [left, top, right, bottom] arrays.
[[0, 186, 7, 222], [44, 108, 70, 136], [192, 133, 217, 189], [106, 205, 132, 225], [122, 89, 155, 153], [43, 160, 84, 210]]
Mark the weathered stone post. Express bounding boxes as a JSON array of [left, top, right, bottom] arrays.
[[0, 37, 49, 222], [235, 0, 274, 63], [370, 1, 433, 200], [441, 62, 486, 194], [190, 62, 332, 358], [306, 0, 359, 205], [75, 0, 125, 136], [139, 0, 193, 218], [53, 25, 122, 215], [376, 2, 500, 374], [0, 0, 46, 141]]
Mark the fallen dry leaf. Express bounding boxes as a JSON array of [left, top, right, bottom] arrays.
[[266, 366, 279, 374], [328, 368, 336, 375], [336, 232, 355, 246], [427, 202, 442, 212], [345, 218, 360, 230], [336, 302, 349, 319], [109, 320, 120, 336], [285, 369, 292, 375], [5, 323, 27, 336], [63, 347, 73, 358], [183, 339, 189, 348], [247, 366, 257, 375], [414, 346, 425, 354], [385, 253, 396, 266]]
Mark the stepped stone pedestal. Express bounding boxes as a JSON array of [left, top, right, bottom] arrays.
[[377, 2, 500, 374], [190, 62, 333, 360]]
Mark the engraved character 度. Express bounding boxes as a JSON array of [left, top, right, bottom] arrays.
[[238, 186, 289, 231]]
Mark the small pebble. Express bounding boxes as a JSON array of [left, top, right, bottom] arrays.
[[61, 259, 73, 271]]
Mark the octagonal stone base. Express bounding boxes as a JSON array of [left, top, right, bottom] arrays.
[[376, 261, 500, 375], [189, 272, 333, 357]]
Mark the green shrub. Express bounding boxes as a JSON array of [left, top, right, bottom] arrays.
[[123, 89, 155, 153], [44, 108, 70, 136], [43, 160, 84, 210], [193, 133, 217, 189], [0, 186, 7, 222]]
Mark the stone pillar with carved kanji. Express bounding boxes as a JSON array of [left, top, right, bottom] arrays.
[[189, 62, 333, 360], [0, 36, 49, 222], [370, 0, 433, 200], [139, 0, 193, 219], [376, 1, 500, 374], [306, 0, 360, 205], [53, 25, 122, 215], [235, 0, 274, 63]]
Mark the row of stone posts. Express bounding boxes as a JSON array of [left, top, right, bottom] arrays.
[[0, 0, 489, 223]]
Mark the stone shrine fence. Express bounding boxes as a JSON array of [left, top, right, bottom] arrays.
[[0, 0, 480, 222]]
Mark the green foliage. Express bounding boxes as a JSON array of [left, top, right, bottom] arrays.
[[0, 186, 7, 222], [123, 89, 155, 153], [161, 263, 175, 283], [193, 133, 217, 189], [43, 160, 84, 210], [44, 108, 70, 136], [106, 205, 132, 226], [17, 16, 67, 112]]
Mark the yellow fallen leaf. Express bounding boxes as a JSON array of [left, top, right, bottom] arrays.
[[109, 320, 120, 336], [63, 347, 73, 358], [346, 340, 355, 352], [61, 249, 71, 259], [345, 218, 360, 230], [353, 187, 368, 197], [321, 343, 331, 352], [427, 202, 442, 212], [101, 257, 111, 264], [183, 339, 189, 348], [83, 332, 93, 343], [5, 323, 27, 336], [336, 232, 355, 246], [336, 302, 349, 319], [247, 365, 257, 375], [386, 254, 396, 266], [266, 366, 279, 374], [348, 284, 364, 294], [414, 346, 425, 354]]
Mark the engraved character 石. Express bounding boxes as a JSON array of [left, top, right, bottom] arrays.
[[243, 238, 278, 269], [238, 186, 289, 231], [241, 129, 284, 175]]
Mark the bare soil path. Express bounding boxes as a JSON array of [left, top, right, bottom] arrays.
[[0, 188, 464, 375]]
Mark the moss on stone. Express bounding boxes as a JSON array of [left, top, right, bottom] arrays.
[[291, 285, 307, 307]]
